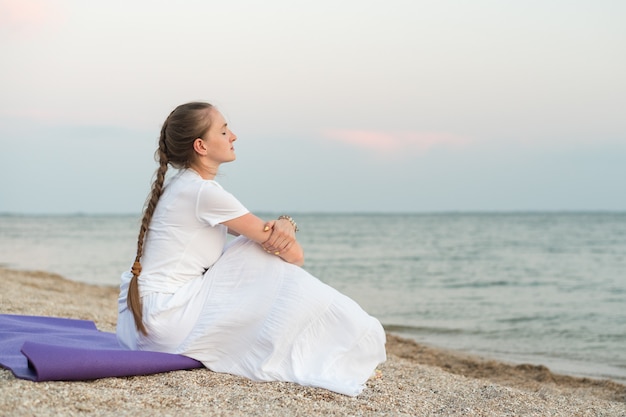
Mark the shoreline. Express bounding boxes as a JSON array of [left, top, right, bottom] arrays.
[[387, 327, 626, 387], [1, 267, 625, 416]]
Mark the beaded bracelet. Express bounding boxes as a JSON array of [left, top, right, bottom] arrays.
[[278, 215, 299, 232]]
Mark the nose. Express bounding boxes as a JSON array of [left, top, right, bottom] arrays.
[[231, 131, 237, 142]]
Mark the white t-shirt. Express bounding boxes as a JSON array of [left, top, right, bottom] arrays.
[[138, 169, 249, 294]]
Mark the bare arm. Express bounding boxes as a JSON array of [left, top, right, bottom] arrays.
[[223, 213, 304, 266]]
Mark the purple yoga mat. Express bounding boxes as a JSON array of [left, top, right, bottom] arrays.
[[0, 314, 203, 381]]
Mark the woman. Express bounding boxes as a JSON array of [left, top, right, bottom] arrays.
[[116, 102, 386, 396]]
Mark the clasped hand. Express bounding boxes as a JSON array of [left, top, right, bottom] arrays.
[[262, 218, 296, 255]]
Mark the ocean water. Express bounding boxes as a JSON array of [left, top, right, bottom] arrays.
[[1, 212, 625, 383]]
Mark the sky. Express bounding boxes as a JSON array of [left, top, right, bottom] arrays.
[[1, 0, 625, 214]]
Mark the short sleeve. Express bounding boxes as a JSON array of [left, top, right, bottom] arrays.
[[195, 181, 249, 226]]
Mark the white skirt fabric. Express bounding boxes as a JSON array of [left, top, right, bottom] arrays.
[[117, 236, 386, 396]]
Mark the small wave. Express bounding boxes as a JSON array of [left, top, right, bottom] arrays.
[[444, 280, 511, 289], [496, 315, 562, 324], [444, 278, 554, 289], [384, 323, 467, 336]]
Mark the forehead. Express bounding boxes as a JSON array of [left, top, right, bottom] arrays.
[[209, 108, 227, 127]]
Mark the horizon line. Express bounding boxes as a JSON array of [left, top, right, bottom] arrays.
[[1, 209, 625, 217]]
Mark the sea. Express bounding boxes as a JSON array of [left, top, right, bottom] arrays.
[[1, 212, 625, 383]]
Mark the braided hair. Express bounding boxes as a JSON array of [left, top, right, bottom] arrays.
[[127, 102, 214, 334]]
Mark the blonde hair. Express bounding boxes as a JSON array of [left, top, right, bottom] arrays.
[[128, 102, 214, 334]]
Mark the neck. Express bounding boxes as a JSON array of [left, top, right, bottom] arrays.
[[188, 161, 218, 180]]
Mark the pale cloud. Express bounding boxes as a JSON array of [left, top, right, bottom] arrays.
[[321, 129, 472, 155], [0, 0, 64, 38]]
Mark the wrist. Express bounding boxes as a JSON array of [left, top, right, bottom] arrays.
[[278, 215, 299, 232]]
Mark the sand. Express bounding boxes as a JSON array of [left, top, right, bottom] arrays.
[[1, 267, 624, 417]]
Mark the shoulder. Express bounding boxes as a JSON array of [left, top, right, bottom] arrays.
[[198, 179, 232, 198], [196, 178, 246, 210], [195, 181, 249, 225]]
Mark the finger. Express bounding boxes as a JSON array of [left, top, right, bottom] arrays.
[[263, 220, 276, 233], [279, 238, 293, 251], [263, 244, 280, 255], [263, 242, 276, 251]]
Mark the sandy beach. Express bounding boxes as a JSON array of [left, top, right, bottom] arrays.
[[1, 267, 624, 417]]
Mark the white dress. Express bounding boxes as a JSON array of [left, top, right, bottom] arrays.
[[116, 169, 386, 396]]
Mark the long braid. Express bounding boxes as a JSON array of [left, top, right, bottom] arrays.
[[126, 101, 214, 335], [127, 122, 170, 335]]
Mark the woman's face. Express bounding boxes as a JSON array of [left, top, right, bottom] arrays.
[[201, 108, 238, 166]]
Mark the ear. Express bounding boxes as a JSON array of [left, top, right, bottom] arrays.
[[193, 138, 207, 155]]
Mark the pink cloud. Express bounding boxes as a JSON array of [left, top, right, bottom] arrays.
[[0, 0, 64, 38], [322, 129, 471, 154]]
